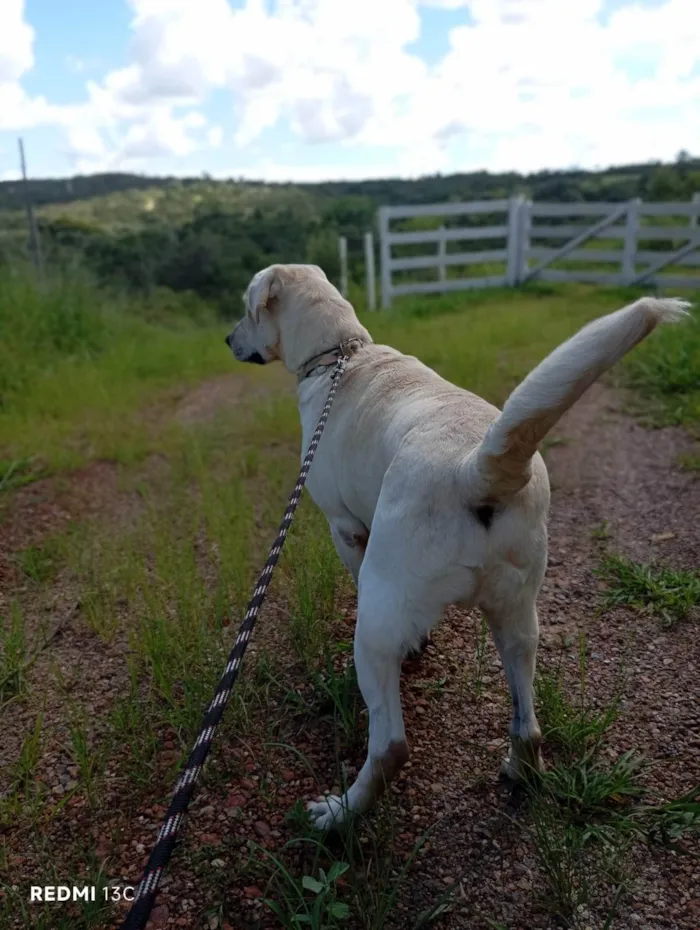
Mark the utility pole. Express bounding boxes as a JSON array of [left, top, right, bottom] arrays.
[[18, 137, 44, 278], [364, 231, 376, 311]]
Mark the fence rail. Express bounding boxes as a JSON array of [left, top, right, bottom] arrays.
[[377, 194, 700, 307]]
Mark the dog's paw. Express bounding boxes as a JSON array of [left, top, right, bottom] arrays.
[[307, 794, 350, 831], [500, 748, 545, 783], [499, 754, 521, 782]]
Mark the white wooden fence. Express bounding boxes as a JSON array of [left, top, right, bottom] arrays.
[[377, 194, 700, 308]]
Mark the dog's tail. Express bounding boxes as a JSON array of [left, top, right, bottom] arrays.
[[463, 296, 690, 502]]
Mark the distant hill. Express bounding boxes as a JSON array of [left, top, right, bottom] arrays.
[[1, 154, 699, 214], [1, 155, 698, 312], [0, 173, 176, 211]]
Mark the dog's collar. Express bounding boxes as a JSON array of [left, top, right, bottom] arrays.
[[296, 338, 365, 383]]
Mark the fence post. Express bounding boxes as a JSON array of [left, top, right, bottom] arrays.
[[437, 225, 447, 285], [517, 199, 532, 283], [378, 207, 392, 309], [690, 192, 700, 231], [338, 236, 348, 298], [364, 231, 376, 311], [506, 195, 524, 286], [18, 137, 44, 279], [621, 198, 640, 284]]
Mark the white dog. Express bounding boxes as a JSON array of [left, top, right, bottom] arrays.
[[226, 263, 688, 830]]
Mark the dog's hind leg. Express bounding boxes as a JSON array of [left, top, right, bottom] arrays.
[[483, 598, 544, 780]]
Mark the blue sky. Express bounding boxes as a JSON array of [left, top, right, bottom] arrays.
[[0, 0, 697, 182]]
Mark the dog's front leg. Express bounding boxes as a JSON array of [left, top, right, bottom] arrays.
[[307, 586, 408, 830]]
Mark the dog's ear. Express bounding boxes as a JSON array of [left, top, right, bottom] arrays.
[[248, 267, 281, 323]]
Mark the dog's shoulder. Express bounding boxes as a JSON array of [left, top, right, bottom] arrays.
[[349, 343, 441, 387]]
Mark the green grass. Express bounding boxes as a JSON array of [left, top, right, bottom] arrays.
[[523, 788, 632, 926], [0, 319, 238, 470], [260, 857, 351, 930], [57, 421, 304, 793], [526, 735, 699, 925], [0, 268, 235, 472], [530, 638, 700, 926], [621, 298, 700, 429], [1, 714, 45, 826], [591, 520, 612, 541], [536, 632, 624, 762], [15, 538, 63, 585], [678, 451, 700, 472], [0, 602, 28, 704], [64, 698, 103, 809], [541, 751, 647, 825], [257, 794, 447, 930], [536, 672, 620, 764], [0, 457, 50, 492], [532, 652, 643, 925], [597, 554, 700, 626], [308, 655, 364, 746], [285, 512, 348, 670]]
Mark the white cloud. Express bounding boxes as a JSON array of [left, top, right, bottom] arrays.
[[0, 0, 34, 84], [67, 108, 210, 173], [2, 0, 699, 179], [416, 0, 467, 6], [93, 0, 426, 151], [97, 0, 697, 174], [66, 125, 107, 160], [36, 0, 428, 169], [207, 125, 224, 148], [0, 83, 44, 131], [355, 0, 700, 173], [0, 0, 51, 132]]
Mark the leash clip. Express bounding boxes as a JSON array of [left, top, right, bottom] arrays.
[[332, 357, 348, 380]]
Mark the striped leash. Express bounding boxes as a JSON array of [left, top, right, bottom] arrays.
[[121, 356, 347, 930]]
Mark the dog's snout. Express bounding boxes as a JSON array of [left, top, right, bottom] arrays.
[[225, 332, 234, 348]]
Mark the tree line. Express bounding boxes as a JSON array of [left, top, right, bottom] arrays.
[[1, 153, 698, 312]]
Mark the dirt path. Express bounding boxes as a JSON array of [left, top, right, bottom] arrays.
[[0, 368, 291, 586], [1, 379, 698, 930], [111, 382, 698, 930]]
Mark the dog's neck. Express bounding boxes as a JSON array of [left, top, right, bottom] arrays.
[[277, 290, 372, 381], [296, 338, 366, 382]]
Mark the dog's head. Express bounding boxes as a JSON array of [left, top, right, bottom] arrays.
[[226, 263, 371, 375]]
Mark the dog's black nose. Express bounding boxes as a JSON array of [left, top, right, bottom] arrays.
[[225, 333, 233, 347]]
